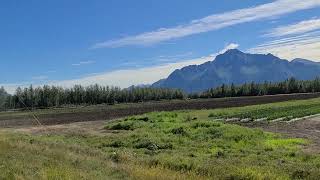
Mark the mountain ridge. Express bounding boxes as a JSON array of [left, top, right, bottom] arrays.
[[152, 49, 320, 93]]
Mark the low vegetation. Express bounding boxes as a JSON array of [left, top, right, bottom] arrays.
[[2, 98, 320, 179], [207, 97, 320, 121]]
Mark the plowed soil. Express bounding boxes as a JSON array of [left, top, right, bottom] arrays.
[[1, 93, 320, 127]]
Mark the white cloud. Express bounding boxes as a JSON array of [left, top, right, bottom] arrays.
[[1, 43, 238, 94], [52, 58, 212, 89], [92, 0, 320, 48], [72, 60, 95, 66], [249, 31, 320, 61], [265, 18, 320, 37], [1, 59, 209, 94], [217, 43, 239, 55]]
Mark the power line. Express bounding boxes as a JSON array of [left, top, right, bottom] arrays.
[[16, 95, 43, 127]]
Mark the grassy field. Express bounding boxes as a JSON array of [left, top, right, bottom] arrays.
[[2, 98, 320, 179]]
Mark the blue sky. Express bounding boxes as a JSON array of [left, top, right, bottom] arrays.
[[1, 0, 320, 93]]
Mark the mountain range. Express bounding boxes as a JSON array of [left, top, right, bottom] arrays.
[[152, 49, 320, 93]]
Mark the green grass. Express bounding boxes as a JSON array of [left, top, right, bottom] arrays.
[[207, 98, 320, 121], [0, 132, 128, 179], [102, 112, 320, 179], [2, 98, 320, 179]]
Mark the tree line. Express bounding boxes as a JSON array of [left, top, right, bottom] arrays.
[[0, 85, 184, 110], [1, 77, 320, 111], [197, 77, 320, 98], [0, 87, 9, 111]]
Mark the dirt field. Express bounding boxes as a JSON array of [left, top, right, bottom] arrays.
[[1, 93, 320, 128], [6, 120, 108, 136]]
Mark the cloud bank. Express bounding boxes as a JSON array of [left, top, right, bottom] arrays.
[[92, 0, 320, 48], [250, 31, 320, 61], [250, 17, 320, 61], [265, 18, 320, 37]]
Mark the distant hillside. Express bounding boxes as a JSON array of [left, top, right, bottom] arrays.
[[152, 49, 320, 92]]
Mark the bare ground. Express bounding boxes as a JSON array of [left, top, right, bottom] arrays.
[[2, 120, 110, 136]]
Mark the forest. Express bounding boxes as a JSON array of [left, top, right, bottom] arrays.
[[198, 77, 320, 98], [0, 77, 320, 110], [0, 85, 184, 110]]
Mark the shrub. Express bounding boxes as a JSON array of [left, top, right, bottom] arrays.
[[191, 121, 221, 129], [108, 141, 124, 148], [208, 113, 215, 117], [158, 143, 173, 150], [292, 170, 311, 179], [105, 122, 134, 130], [134, 139, 173, 151], [134, 139, 159, 151], [171, 127, 188, 136], [137, 117, 149, 122], [206, 128, 223, 138]]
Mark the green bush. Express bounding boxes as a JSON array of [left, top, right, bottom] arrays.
[[134, 139, 159, 151], [170, 127, 188, 136], [105, 122, 134, 130]]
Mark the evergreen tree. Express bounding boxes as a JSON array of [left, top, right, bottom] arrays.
[[3, 77, 320, 111]]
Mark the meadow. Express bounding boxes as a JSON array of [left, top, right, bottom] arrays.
[[1, 98, 320, 179]]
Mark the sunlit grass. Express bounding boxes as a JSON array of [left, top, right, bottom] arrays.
[[1, 98, 320, 179]]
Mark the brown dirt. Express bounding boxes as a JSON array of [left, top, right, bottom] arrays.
[[1, 93, 320, 128], [3, 120, 109, 136]]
